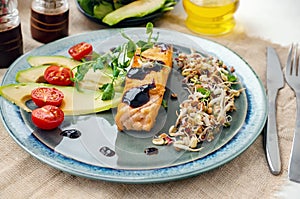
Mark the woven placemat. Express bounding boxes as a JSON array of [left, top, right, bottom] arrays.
[[0, 1, 292, 198]]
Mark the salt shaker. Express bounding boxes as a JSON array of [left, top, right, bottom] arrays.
[[0, 0, 23, 68], [31, 0, 69, 43]]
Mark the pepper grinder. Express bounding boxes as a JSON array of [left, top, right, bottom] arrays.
[[0, 0, 23, 68], [31, 0, 69, 43]]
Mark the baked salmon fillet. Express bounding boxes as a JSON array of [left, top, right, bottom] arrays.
[[115, 43, 173, 132]]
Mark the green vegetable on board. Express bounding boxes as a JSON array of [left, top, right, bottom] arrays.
[[78, 0, 177, 25]]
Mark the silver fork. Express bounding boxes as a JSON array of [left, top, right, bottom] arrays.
[[285, 43, 300, 182]]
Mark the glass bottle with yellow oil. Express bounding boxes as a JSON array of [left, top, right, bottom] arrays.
[[183, 0, 239, 36]]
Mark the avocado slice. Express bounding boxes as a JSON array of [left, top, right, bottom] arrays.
[[16, 65, 48, 83], [27, 55, 81, 68], [21, 56, 78, 84], [19, 55, 115, 91], [0, 83, 121, 115], [16, 64, 114, 91], [102, 0, 166, 26]]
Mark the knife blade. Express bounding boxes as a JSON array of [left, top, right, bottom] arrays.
[[265, 46, 284, 175]]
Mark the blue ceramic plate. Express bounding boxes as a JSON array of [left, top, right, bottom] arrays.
[[0, 28, 267, 183]]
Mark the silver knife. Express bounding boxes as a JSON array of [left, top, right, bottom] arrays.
[[265, 47, 284, 175]]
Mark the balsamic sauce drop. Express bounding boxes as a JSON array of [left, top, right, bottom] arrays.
[[60, 129, 81, 139], [122, 82, 156, 108], [144, 147, 159, 155], [127, 62, 165, 80], [99, 146, 116, 157]]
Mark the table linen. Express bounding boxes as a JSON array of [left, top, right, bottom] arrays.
[[0, 1, 294, 198]]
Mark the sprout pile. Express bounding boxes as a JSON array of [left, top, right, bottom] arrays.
[[153, 52, 245, 152]]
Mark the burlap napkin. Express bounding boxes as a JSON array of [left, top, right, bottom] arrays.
[[0, 1, 294, 198]]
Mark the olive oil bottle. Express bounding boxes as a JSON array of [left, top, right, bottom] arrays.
[[183, 0, 239, 35]]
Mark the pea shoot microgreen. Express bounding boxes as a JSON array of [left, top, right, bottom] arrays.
[[196, 87, 211, 98], [71, 22, 159, 100]]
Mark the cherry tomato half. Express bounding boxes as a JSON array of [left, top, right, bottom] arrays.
[[68, 42, 93, 61], [44, 65, 73, 86], [31, 105, 64, 130], [31, 87, 64, 107]]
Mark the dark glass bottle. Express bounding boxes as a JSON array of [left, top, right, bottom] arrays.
[[31, 0, 69, 43], [0, 0, 23, 68]]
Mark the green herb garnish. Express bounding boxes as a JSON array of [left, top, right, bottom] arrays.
[[71, 22, 159, 101], [197, 87, 211, 98], [161, 99, 168, 108], [100, 83, 115, 100], [226, 73, 237, 82]]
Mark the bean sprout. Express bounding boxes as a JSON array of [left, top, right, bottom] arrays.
[[168, 52, 245, 152]]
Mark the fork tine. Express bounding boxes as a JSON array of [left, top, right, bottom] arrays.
[[295, 45, 300, 75], [293, 43, 298, 76], [286, 44, 294, 75]]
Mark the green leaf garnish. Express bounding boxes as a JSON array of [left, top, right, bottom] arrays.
[[161, 99, 168, 108], [126, 40, 137, 58], [101, 83, 115, 101], [197, 87, 211, 98], [72, 22, 157, 101], [226, 74, 237, 82]]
